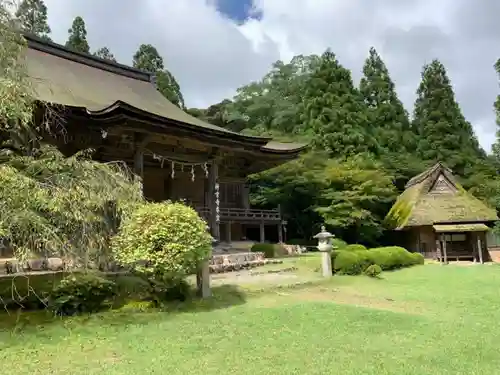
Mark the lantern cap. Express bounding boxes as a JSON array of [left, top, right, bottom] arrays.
[[313, 225, 334, 239]]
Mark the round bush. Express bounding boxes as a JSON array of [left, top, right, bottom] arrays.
[[364, 264, 382, 278], [48, 273, 117, 315], [111, 202, 213, 278]]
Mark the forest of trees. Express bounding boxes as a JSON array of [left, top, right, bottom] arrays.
[[13, 0, 500, 245]]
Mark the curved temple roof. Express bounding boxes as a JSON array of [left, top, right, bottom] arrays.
[[23, 34, 307, 156]]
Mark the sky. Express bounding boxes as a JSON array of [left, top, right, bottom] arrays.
[[41, 0, 499, 152]]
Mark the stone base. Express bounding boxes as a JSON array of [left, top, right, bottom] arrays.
[[209, 252, 282, 273]]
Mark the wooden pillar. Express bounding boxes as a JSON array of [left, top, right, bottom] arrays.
[[436, 238, 441, 263], [278, 222, 283, 243], [260, 222, 265, 243], [227, 222, 232, 243], [477, 235, 484, 264], [197, 162, 219, 299], [242, 184, 250, 209], [442, 234, 448, 264], [133, 148, 144, 180]]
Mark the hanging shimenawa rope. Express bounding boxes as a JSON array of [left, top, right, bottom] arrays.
[[145, 149, 210, 181]]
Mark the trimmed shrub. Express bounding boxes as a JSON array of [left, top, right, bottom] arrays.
[[364, 264, 382, 278], [343, 244, 368, 252], [333, 246, 422, 276], [111, 202, 212, 279], [409, 252, 425, 265], [251, 243, 276, 258], [48, 273, 117, 315], [334, 250, 374, 275], [332, 238, 348, 250], [367, 246, 417, 270]]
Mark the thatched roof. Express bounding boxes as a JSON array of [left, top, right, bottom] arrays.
[[385, 162, 498, 229], [23, 34, 307, 155]]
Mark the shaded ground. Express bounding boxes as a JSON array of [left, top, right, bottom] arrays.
[[1, 257, 500, 375]]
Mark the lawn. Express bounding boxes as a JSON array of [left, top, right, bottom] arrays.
[[1, 257, 500, 374]]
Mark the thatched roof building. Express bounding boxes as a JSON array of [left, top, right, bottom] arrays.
[[385, 162, 498, 262]]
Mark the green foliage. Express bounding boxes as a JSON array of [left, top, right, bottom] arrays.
[[492, 59, 500, 164], [250, 243, 276, 258], [93, 46, 116, 62], [15, 0, 51, 39], [334, 250, 373, 275], [48, 273, 117, 315], [0, 147, 143, 262], [364, 264, 382, 278], [334, 246, 420, 275], [301, 50, 376, 156], [65, 16, 90, 53], [409, 252, 425, 265], [148, 278, 192, 305], [132, 44, 185, 108], [360, 47, 413, 154], [412, 59, 484, 177], [367, 247, 416, 271], [332, 238, 347, 249], [111, 202, 212, 279], [316, 156, 397, 244], [343, 244, 368, 252], [0, 3, 39, 155]]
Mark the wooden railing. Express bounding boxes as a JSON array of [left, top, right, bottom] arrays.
[[195, 207, 281, 221]]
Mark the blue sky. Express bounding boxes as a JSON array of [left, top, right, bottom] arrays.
[[214, 0, 262, 23]]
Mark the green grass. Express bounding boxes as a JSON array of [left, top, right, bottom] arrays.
[[1, 260, 500, 374]]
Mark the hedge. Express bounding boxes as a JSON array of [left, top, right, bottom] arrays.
[[342, 244, 367, 252], [333, 246, 424, 275]]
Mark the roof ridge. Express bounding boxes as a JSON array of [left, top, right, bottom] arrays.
[[405, 161, 452, 188], [23, 33, 152, 82]]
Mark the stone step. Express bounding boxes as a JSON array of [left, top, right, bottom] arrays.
[[210, 252, 264, 266], [209, 252, 282, 274]]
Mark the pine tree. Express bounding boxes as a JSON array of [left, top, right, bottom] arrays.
[[301, 49, 376, 157], [15, 0, 51, 39], [133, 44, 184, 108], [93, 46, 116, 62], [65, 16, 89, 53], [412, 59, 484, 176], [360, 47, 413, 153]]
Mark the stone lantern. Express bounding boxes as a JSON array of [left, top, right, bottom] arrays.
[[314, 225, 335, 277]]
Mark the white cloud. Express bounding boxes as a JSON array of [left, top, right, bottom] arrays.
[[43, 0, 498, 151]]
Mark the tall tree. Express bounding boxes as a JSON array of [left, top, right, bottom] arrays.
[[93, 46, 116, 62], [412, 59, 484, 176], [492, 59, 500, 162], [228, 55, 318, 136], [300, 50, 376, 156], [65, 16, 89, 54], [133, 44, 184, 108], [15, 0, 51, 39], [360, 47, 421, 189], [360, 47, 413, 153]]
